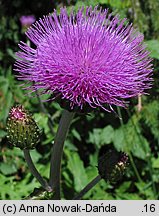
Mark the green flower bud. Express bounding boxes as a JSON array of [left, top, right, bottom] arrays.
[[6, 105, 40, 149], [98, 147, 128, 184]]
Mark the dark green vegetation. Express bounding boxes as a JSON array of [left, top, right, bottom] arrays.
[[0, 0, 159, 199]]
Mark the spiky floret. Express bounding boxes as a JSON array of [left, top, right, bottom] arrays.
[[15, 6, 153, 111], [6, 105, 40, 149]]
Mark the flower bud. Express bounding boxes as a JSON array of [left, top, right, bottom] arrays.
[[98, 146, 128, 184], [6, 105, 40, 149]]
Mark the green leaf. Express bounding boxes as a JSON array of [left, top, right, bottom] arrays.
[[30, 150, 42, 163], [99, 0, 108, 4], [89, 179, 113, 200], [0, 76, 13, 122], [0, 174, 15, 199], [65, 139, 78, 151], [65, 149, 88, 192], [36, 163, 50, 179], [113, 127, 125, 151], [72, 129, 81, 141], [0, 76, 9, 95], [33, 113, 49, 133], [0, 129, 7, 138], [115, 181, 131, 194], [146, 40, 159, 59], [141, 100, 159, 140], [88, 125, 114, 148], [88, 128, 101, 147], [101, 125, 114, 144], [135, 181, 154, 199], [33, 113, 53, 142], [152, 158, 159, 169], [89, 152, 98, 167], [86, 166, 98, 182], [113, 115, 150, 160], [116, 193, 142, 200], [0, 163, 17, 175], [6, 48, 16, 59]]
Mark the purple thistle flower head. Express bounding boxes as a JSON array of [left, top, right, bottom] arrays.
[[15, 6, 153, 111], [20, 15, 36, 28]]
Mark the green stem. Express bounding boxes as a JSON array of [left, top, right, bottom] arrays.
[[49, 109, 75, 199], [23, 149, 52, 192], [117, 107, 142, 183], [73, 175, 101, 200], [129, 153, 142, 182]]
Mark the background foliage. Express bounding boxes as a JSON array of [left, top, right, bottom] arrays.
[[0, 0, 159, 200]]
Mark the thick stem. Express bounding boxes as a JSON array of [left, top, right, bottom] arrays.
[[23, 149, 52, 192], [73, 175, 101, 200], [49, 109, 75, 199]]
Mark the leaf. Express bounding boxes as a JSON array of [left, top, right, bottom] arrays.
[[65, 139, 78, 151], [33, 113, 49, 133], [141, 100, 159, 140], [88, 125, 114, 148], [99, 0, 108, 4], [113, 115, 150, 160], [33, 113, 53, 142], [86, 166, 98, 182], [30, 150, 42, 163], [113, 127, 125, 151], [0, 76, 13, 122], [0, 76, 9, 95], [89, 152, 98, 167], [65, 149, 88, 192], [36, 163, 50, 179], [13, 173, 40, 199], [146, 40, 159, 59], [152, 158, 159, 169], [6, 48, 16, 59], [88, 128, 101, 147], [116, 193, 142, 200], [0, 163, 17, 175], [0, 129, 7, 138], [100, 125, 114, 144], [115, 181, 131, 194], [88, 179, 113, 200], [72, 129, 81, 141], [135, 182, 154, 199], [0, 174, 15, 199], [125, 115, 150, 160]]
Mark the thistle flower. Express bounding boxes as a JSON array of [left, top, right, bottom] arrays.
[[15, 6, 153, 111], [6, 105, 40, 149], [20, 15, 36, 28]]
